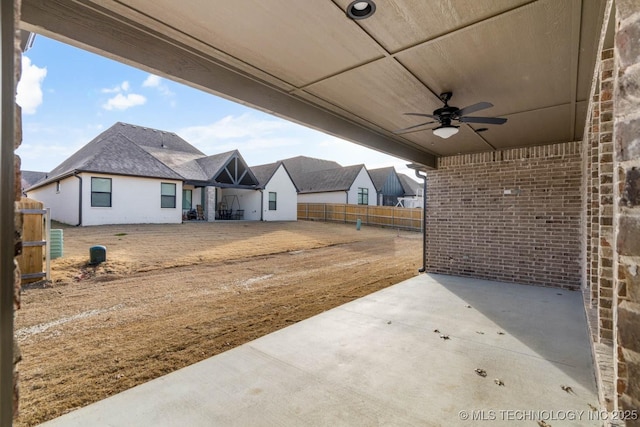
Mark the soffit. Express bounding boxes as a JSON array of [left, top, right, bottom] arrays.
[[20, 0, 607, 168]]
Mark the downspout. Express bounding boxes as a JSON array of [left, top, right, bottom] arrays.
[[73, 172, 82, 226], [260, 189, 264, 221], [414, 169, 427, 273]]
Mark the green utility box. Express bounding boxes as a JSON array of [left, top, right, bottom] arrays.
[[89, 245, 107, 265]]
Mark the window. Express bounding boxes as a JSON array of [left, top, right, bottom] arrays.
[[55, 181, 60, 193], [268, 192, 277, 210], [357, 187, 369, 205], [91, 177, 112, 207], [182, 189, 192, 210], [161, 183, 176, 208]]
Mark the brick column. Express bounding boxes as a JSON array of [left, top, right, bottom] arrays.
[[598, 48, 615, 344], [13, 0, 23, 417], [615, 0, 640, 419], [590, 93, 600, 307]]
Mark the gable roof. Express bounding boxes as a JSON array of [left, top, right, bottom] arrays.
[[195, 150, 259, 187], [21, 170, 47, 191], [279, 155, 342, 190], [251, 161, 279, 188], [398, 174, 423, 196], [250, 161, 296, 190], [296, 164, 367, 194], [28, 122, 261, 190], [367, 167, 396, 192], [35, 129, 184, 189]]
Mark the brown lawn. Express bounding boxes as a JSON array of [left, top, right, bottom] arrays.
[[14, 220, 421, 426]]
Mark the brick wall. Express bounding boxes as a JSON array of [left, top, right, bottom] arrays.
[[425, 142, 582, 289], [599, 48, 616, 344], [13, 0, 23, 417], [615, 0, 640, 420]]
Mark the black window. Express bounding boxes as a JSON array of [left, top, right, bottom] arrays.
[[161, 183, 176, 208], [269, 192, 277, 210], [358, 187, 368, 205], [91, 177, 112, 207]]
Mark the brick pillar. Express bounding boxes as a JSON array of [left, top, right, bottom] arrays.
[[615, 0, 640, 420], [590, 93, 600, 308], [13, 0, 23, 417], [598, 48, 615, 344]]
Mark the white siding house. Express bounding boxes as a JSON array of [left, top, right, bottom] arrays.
[[27, 175, 81, 225], [25, 122, 267, 225], [346, 167, 377, 206], [293, 164, 377, 206], [251, 162, 297, 221]]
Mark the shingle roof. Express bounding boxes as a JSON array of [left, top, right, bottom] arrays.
[[41, 130, 184, 187], [21, 170, 47, 191], [398, 173, 423, 196], [296, 164, 365, 193], [251, 162, 280, 188], [195, 151, 238, 180], [28, 122, 261, 190], [279, 155, 342, 190], [368, 167, 395, 191]]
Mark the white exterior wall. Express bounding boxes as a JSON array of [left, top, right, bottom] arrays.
[[219, 188, 262, 220], [347, 167, 377, 205], [297, 191, 347, 204], [262, 165, 297, 221], [81, 173, 183, 225], [27, 175, 80, 225]]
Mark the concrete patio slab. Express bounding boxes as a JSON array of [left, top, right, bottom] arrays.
[[39, 274, 599, 426]]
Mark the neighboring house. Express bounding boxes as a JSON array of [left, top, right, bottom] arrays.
[[397, 174, 424, 208], [25, 122, 271, 225], [280, 156, 377, 205], [20, 170, 47, 196], [368, 166, 405, 206], [250, 161, 297, 221], [295, 164, 377, 205]]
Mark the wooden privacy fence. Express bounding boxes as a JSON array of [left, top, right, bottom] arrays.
[[297, 203, 422, 231], [17, 198, 51, 283]]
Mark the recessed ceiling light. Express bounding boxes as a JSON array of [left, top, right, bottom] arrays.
[[347, 0, 376, 20]]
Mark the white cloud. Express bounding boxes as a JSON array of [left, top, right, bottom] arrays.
[[101, 81, 130, 94], [179, 114, 296, 146], [142, 74, 174, 96], [142, 74, 161, 87], [16, 56, 47, 114], [102, 93, 147, 111]]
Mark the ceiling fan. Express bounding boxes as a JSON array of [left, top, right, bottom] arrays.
[[394, 92, 507, 139]]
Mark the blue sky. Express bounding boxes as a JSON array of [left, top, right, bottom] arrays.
[[16, 36, 416, 179]]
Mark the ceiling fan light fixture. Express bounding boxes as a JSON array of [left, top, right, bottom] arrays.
[[347, 0, 376, 20], [433, 125, 459, 139]]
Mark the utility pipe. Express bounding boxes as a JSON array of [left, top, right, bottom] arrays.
[[414, 168, 427, 273], [73, 172, 82, 226]]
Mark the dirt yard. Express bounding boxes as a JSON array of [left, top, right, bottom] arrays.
[[15, 220, 421, 426]]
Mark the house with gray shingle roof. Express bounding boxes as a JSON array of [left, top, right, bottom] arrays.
[[25, 122, 296, 225], [278, 156, 376, 205], [396, 173, 424, 208], [249, 161, 297, 221], [368, 166, 405, 206]]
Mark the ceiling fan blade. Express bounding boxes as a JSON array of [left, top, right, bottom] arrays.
[[459, 116, 507, 125], [404, 112, 437, 119], [456, 101, 493, 116], [393, 120, 437, 134], [395, 126, 439, 136]]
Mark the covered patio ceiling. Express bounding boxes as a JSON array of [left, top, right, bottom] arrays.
[[20, 0, 610, 168]]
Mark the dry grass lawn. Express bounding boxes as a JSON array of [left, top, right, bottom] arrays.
[[15, 220, 421, 426]]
